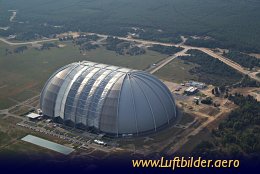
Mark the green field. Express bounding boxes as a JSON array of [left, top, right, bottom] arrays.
[[0, 41, 166, 109], [0, 116, 27, 149], [155, 58, 199, 83]]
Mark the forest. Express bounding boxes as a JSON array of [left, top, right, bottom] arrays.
[[136, 29, 182, 44], [148, 45, 183, 55], [233, 75, 260, 88], [105, 36, 145, 56], [223, 51, 260, 69], [1, 0, 260, 52]]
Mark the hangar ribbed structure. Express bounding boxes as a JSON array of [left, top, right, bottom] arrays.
[[40, 61, 177, 136]]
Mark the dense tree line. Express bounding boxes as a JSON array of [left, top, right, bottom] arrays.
[[4, 46, 28, 55], [192, 94, 260, 159], [126, 46, 146, 56], [201, 97, 213, 105], [75, 38, 89, 46], [179, 49, 242, 86], [186, 37, 260, 53], [74, 34, 100, 45], [13, 46, 27, 53], [105, 36, 145, 55], [72, 34, 100, 52], [79, 34, 100, 41], [79, 43, 99, 51], [105, 36, 125, 52], [137, 29, 182, 44], [148, 44, 183, 55], [233, 75, 260, 88], [223, 50, 260, 69], [185, 37, 224, 49], [41, 43, 57, 50]]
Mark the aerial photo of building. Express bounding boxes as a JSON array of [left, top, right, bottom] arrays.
[[40, 61, 177, 137], [184, 87, 199, 95]]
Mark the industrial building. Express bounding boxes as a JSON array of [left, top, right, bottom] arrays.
[[184, 87, 199, 95], [185, 81, 206, 89], [40, 61, 177, 137], [26, 113, 41, 121]]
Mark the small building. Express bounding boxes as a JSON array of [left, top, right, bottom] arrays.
[[37, 109, 43, 115], [26, 113, 41, 121], [184, 87, 198, 95], [94, 139, 107, 146], [185, 81, 206, 89], [194, 97, 200, 101], [46, 119, 52, 123]]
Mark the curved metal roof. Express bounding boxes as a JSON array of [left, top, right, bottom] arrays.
[[40, 61, 176, 136]]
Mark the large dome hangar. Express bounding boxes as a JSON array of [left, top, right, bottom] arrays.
[[40, 61, 177, 136]]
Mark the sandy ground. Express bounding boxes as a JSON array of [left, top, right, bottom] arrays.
[[58, 44, 66, 48], [249, 53, 260, 59]]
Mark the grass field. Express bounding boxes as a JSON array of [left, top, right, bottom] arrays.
[[0, 116, 27, 149], [155, 57, 199, 83], [81, 47, 167, 70], [0, 41, 166, 109]]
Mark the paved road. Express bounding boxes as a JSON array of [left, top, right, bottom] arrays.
[[10, 11, 17, 22], [149, 47, 189, 74], [0, 37, 58, 46]]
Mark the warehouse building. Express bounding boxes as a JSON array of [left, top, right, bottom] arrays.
[[184, 87, 199, 95]]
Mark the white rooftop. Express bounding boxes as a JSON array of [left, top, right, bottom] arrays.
[[185, 87, 198, 92], [27, 113, 41, 119]]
